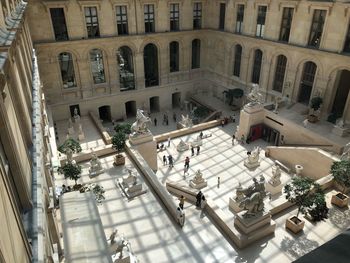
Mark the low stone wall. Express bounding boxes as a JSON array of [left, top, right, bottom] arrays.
[[266, 146, 338, 180], [89, 111, 112, 145], [154, 119, 221, 142], [126, 141, 179, 224]]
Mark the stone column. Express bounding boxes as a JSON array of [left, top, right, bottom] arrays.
[[134, 51, 145, 90]]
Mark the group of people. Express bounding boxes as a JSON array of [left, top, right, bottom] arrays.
[[162, 154, 174, 167], [176, 191, 206, 227], [153, 113, 178, 127]]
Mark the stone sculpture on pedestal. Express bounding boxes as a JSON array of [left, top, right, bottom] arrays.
[[229, 183, 245, 213], [78, 123, 85, 141], [118, 169, 147, 198], [245, 84, 263, 108], [191, 135, 203, 148], [67, 118, 74, 135], [180, 114, 193, 128], [265, 162, 283, 195], [73, 107, 81, 124], [130, 109, 151, 137], [176, 139, 189, 152], [189, 169, 207, 189], [244, 146, 261, 169], [89, 150, 104, 177]]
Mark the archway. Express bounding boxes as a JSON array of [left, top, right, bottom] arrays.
[[172, 92, 181, 108], [69, 104, 80, 117], [143, 43, 159, 87], [125, 101, 136, 118], [149, 96, 160, 113], [98, 106, 111, 122], [298, 61, 317, 104], [330, 70, 350, 121]]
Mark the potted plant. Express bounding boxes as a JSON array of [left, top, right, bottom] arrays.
[[307, 189, 329, 222], [284, 177, 318, 233], [58, 138, 82, 162], [58, 161, 82, 190], [112, 123, 131, 166], [330, 160, 350, 207], [308, 96, 323, 123]]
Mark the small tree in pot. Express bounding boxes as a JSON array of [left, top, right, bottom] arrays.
[[58, 138, 82, 162], [308, 188, 328, 222], [58, 161, 82, 190], [330, 160, 350, 207], [308, 96, 323, 123], [284, 177, 317, 233]]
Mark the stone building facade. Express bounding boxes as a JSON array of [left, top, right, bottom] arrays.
[[27, 0, 350, 124], [0, 0, 59, 262]]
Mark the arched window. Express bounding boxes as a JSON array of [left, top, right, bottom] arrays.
[[251, 49, 263, 84], [144, 43, 159, 87], [90, 49, 105, 84], [118, 46, 135, 91], [169, 41, 179, 72], [191, 39, 200, 69], [272, 55, 287, 92], [233, 44, 242, 77], [59, 52, 76, 88], [298, 61, 317, 104]]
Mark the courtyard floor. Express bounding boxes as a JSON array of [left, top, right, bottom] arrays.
[[54, 117, 350, 263]]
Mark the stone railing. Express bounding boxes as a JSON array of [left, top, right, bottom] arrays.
[[89, 111, 112, 145]]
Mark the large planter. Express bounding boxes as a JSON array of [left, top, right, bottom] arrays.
[[285, 216, 305, 234], [307, 114, 318, 123], [331, 192, 349, 208], [114, 154, 125, 166]]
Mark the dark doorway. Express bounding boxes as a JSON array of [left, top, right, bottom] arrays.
[[298, 61, 317, 104], [172, 92, 181, 108], [69, 104, 80, 117], [262, 125, 280, 146], [98, 106, 111, 122], [331, 70, 350, 118], [249, 124, 263, 142], [125, 101, 136, 118], [149, 96, 160, 113]]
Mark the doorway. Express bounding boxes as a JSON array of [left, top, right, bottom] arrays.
[[149, 96, 160, 113], [262, 125, 280, 146], [125, 101, 136, 118], [98, 106, 111, 122], [249, 124, 263, 142], [172, 92, 181, 108], [69, 104, 80, 117], [331, 70, 350, 119]]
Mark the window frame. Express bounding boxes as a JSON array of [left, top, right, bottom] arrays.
[[251, 49, 263, 84], [193, 2, 202, 30], [307, 9, 327, 48], [235, 4, 244, 34], [256, 6, 267, 38], [116, 5, 129, 35], [233, 44, 242, 78], [49, 7, 69, 41], [144, 4, 155, 33], [84, 6, 100, 38], [272, 55, 287, 92], [219, 3, 226, 30], [279, 7, 294, 42], [170, 3, 180, 31]]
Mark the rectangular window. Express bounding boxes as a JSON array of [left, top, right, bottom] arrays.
[[84, 7, 100, 38], [279, 8, 294, 42], [116, 6, 128, 35], [343, 22, 350, 53], [144, 4, 155, 33], [219, 3, 226, 30], [193, 2, 202, 29], [308, 9, 327, 48], [170, 3, 180, 31], [256, 6, 267, 38], [236, 5, 244, 34], [50, 8, 68, 41]]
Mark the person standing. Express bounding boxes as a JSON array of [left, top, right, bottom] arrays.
[[168, 155, 174, 167], [177, 206, 185, 227], [154, 118, 157, 126], [201, 195, 207, 209], [196, 146, 200, 155], [173, 113, 177, 122], [191, 147, 194, 156], [179, 195, 185, 209], [199, 131, 203, 139], [196, 191, 202, 207], [167, 137, 171, 147], [232, 134, 236, 145], [163, 155, 167, 166], [184, 156, 190, 170]]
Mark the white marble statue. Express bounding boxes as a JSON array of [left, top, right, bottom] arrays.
[[73, 107, 81, 123], [191, 135, 203, 147], [273, 96, 281, 113], [269, 162, 281, 186], [131, 109, 151, 135], [246, 84, 263, 107], [244, 146, 261, 169], [238, 175, 268, 217], [234, 183, 245, 202], [341, 142, 350, 161], [189, 169, 207, 189], [336, 118, 345, 129], [66, 147, 73, 162], [89, 150, 104, 177], [176, 139, 189, 152], [193, 169, 204, 183]]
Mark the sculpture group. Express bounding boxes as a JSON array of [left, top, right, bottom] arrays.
[[131, 109, 151, 136]]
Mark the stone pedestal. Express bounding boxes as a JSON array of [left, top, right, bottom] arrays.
[[78, 132, 85, 141], [129, 132, 157, 171], [237, 104, 264, 141], [234, 211, 276, 247], [229, 197, 243, 213], [265, 182, 283, 196], [332, 126, 349, 137], [68, 127, 74, 135], [189, 179, 207, 189], [89, 167, 104, 178], [244, 159, 260, 169], [176, 140, 189, 152], [118, 178, 147, 199]]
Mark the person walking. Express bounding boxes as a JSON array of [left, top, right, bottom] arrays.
[[232, 134, 236, 145], [179, 195, 185, 209], [184, 156, 190, 170], [154, 118, 157, 126], [191, 147, 194, 156], [163, 155, 167, 166], [199, 131, 203, 139], [196, 146, 200, 155], [196, 191, 202, 207], [168, 155, 174, 167]]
